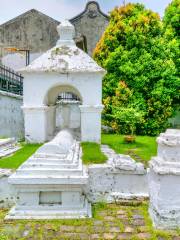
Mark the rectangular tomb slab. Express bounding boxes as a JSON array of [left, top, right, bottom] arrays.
[[6, 139, 92, 220]]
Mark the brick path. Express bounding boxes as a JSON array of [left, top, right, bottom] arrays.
[[0, 201, 179, 240]]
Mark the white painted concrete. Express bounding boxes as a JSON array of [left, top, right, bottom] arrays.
[[0, 169, 16, 208], [149, 129, 180, 229], [20, 20, 105, 143], [0, 90, 24, 139], [6, 130, 91, 219], [2, 52, 42, 71], [85, 145, 148, 203]]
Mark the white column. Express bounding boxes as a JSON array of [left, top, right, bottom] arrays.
[[22, 106, 50, 143], [148, 129, 180, 229], [46, 105, 56, 140], [79, 105, 104, 143]]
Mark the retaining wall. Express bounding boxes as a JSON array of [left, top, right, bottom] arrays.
[[0, 90, 24, 139]]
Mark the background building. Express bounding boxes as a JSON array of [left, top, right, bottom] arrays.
[[0, 1, 109, 70]]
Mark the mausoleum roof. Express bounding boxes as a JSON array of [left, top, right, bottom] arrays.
[[20, 20, 105, 74]]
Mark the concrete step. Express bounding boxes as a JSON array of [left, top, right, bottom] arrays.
[[20, 162, 80, 169], [16, 165, 84, 176]]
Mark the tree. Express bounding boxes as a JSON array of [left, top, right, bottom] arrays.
[[94, 3, 179, 135], [163, 0, 180, 106]]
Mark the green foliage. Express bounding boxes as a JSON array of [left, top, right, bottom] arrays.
[[81, 142, 107, 164], [0, 143, 41, 169], [102, 134, 157, 167], [163, 0, 180, 107], [94, 3, 179, 135]]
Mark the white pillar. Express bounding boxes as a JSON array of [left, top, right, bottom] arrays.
[[79, 105, 104, 143], [22, 106, 52, 143], [148, 129, 180, 229], [46, 106, 56, 140]]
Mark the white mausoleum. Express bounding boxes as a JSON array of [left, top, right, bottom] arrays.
[[20, 20, 105, 143]]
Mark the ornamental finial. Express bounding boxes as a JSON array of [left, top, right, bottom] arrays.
[[56, 20, 75, 46]]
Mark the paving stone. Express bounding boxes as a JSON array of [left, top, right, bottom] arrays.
[[173, 237, 180, 240], [93, 220, 103, 226], [132, 219, 145, 226], [90, 234, 101, 240], [103, 233, 117, 239], [106, 221, 119, 227], [124, 226, 135, 233], [61, 233, 89, 240], [93, 226, 105, 233], [137, 226, 150, 232], [108, 226, 121, 233], [75, 226, 88, 232], [60, 225, 75, 232], [136, 232, 151, 239], [117, 233, 132, 239], [98, 211, 107, 217], [22, 230, 30, 237], [116, 210, 127, 215], [104, 216, 115, 221], [133, 214, 144, 220]]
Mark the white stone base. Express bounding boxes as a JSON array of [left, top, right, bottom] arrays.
[[6, 200, 91, 220], [148, 167, 180, 229]]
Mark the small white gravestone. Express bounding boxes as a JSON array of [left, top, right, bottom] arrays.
[[148, 129, 180, 229]]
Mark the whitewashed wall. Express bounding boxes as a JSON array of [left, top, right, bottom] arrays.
[[2, 52, 42, 71], [0, 90, 24, 139], [0, 169, 16, 208], [56, 103, 81, 130]]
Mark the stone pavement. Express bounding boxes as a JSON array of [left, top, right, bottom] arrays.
[[0, 201, 179, 240]]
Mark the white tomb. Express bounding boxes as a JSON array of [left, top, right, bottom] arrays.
[[20, 20, 105, 143], [148, 129, 180, 229], [6, 20, 106, 219], [6, 129, 91, 219]]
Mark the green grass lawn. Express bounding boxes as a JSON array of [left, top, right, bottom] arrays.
[[81, 142, 107, 164], [0, 135, 157, 169], [0, 144, 41, 169], [102, 134, 157, 167]]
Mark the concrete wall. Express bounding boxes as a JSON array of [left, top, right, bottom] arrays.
[[71, 1, 109, 56], [1, 52, 42, 71], [0, 90, 24, 139], [0, 169, 16, 208], [0, 9, 59, 54]]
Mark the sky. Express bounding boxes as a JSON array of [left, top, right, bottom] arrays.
[[0, 0, 172, 25]]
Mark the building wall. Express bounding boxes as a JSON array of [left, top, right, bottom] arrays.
[[0, 2, 109, 70], [0, 90, 24, 139], [70, 1, 109, 56], [0, 9, 59, 54]]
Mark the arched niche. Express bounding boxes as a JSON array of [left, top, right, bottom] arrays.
[[44, 84, 83, 106], [43, 84, 82, 140]]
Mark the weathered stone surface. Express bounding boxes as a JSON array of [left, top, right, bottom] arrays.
[[0, 1, 109, 71], [149, 129, 180, 229], [70, 1, 109, 56], [0, 90, 24, 139], [86, 145, 148, 203]]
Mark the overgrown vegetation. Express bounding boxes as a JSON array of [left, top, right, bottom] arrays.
[[81, 142, 107, 164], [0, 143, 41, 169], [102, 134, 157, 167], [94, 2, 180, 136]]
